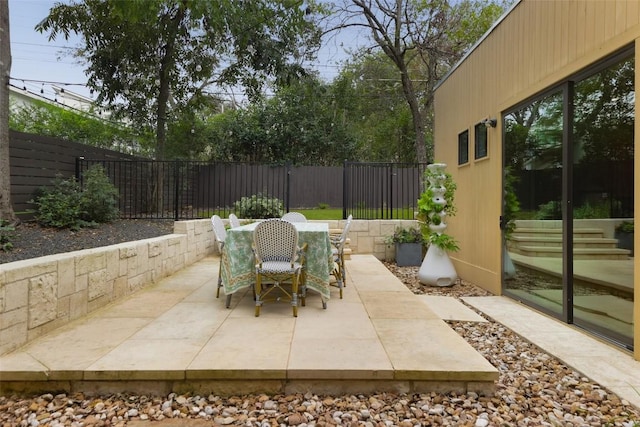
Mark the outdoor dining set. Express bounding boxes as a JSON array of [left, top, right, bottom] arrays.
[[211, 212, 353, 317]]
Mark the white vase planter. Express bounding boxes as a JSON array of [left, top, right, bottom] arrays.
[[503, 246, 516, 279], [418, 245, 457, 286], [418, 163, 458, 287]]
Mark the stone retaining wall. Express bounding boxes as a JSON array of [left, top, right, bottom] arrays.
[[0, 220, 214, 356], [320, 219, 420, 261], [0, 218, 416, 356]]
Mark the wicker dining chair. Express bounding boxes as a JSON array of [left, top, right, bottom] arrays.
[[330, 214, 353, 298], [211, 215, 232, 307], [228, 213, 241, 228], [281, 211, 308, 223], [252, 219, 304, 317]]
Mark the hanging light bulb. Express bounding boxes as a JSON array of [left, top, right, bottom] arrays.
[[40, 83, 44, 94]]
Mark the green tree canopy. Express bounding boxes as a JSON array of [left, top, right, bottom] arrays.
[[203, 76, 358, 165], [36, 0, 323, 160], [9, 99, 154, 154], [328, 0, 509, 163], [332, 52, 416, 162]]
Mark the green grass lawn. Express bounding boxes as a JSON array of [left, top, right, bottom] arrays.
[[203, 207, 416, 220], [295, 208, 343, 220]]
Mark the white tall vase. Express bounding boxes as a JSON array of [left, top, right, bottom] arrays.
[[418, 163, 458, 287], [418, 245, 458, 286], [503, 245, 516, 279]]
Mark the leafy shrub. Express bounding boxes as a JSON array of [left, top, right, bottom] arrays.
[[0, 219, 15, 252], [573, 200, 618, 219], [30, 166, 119, 229], [616, 221, 634, 233], [534, 200, 561, 220], [536, 199, 620, 220], [79, 165, 119, 223], [30, 175, 87, 229], [233, 193, 283, 219]]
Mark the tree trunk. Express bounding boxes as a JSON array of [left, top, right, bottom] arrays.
[[399, 68, 428, 164], [0, 0, 17, 223], [149, 5, 186, 214]]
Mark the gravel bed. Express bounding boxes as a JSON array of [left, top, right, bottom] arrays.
[[0, 220, 175, 264], [1, 224, 640, 426]]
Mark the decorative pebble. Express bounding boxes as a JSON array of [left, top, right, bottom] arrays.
[[2, 267, 640, 426]]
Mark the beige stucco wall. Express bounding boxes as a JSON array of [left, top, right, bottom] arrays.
[[433, 0, 639, 356]]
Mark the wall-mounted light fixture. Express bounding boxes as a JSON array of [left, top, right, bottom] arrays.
[[481, 117, 497, 128]]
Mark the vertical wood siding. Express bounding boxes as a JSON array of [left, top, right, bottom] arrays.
[[434, 0, 640, 295]]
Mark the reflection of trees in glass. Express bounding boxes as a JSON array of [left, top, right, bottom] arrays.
[[503, 55, 635, 221], [574, 56, 634, 163], [504, 92, 563, 171], [504, 91, 564, 219]]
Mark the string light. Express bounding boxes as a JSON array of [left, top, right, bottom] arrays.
[[10, 76, 88, 88]]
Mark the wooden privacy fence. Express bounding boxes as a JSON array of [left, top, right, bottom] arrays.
[[8, 131, 140, 216]]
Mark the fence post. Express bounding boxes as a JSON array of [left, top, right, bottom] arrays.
[[342, 161, 348, 220], [285, 162, 291, 213], [389, 164, 395, 219], [174, 160, 180, 221], [75, 156, 84, 181]]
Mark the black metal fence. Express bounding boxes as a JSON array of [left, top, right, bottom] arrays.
[[76, 159, 428, 220], [343, 162, 428, 219]]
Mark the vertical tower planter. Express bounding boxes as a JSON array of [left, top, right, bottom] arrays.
[[417, 163, 458, 287]]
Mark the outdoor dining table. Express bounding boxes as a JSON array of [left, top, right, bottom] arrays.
[[220, 221, 333, 302]]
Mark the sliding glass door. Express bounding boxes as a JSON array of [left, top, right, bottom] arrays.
[[503, 50, 635, 349], [571, 55, 635, 348], [503, 90, 565, 318]]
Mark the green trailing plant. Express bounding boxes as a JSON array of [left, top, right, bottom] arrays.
[[0, 219, 15, 252], [416, 166, 459, 252], [233, 193, 284, 219], [427, 233, 459, 252], [386, 226, 424, 245]]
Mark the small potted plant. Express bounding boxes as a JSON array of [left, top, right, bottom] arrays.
[[386, 226, 424, 266], [615, 220, 634, 256]]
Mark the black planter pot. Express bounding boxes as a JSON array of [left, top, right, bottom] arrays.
[[395, 242, 423, 266], [615, 231, 634, 257]]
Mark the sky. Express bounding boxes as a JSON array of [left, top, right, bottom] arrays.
[[8, 0, 367, 103]]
